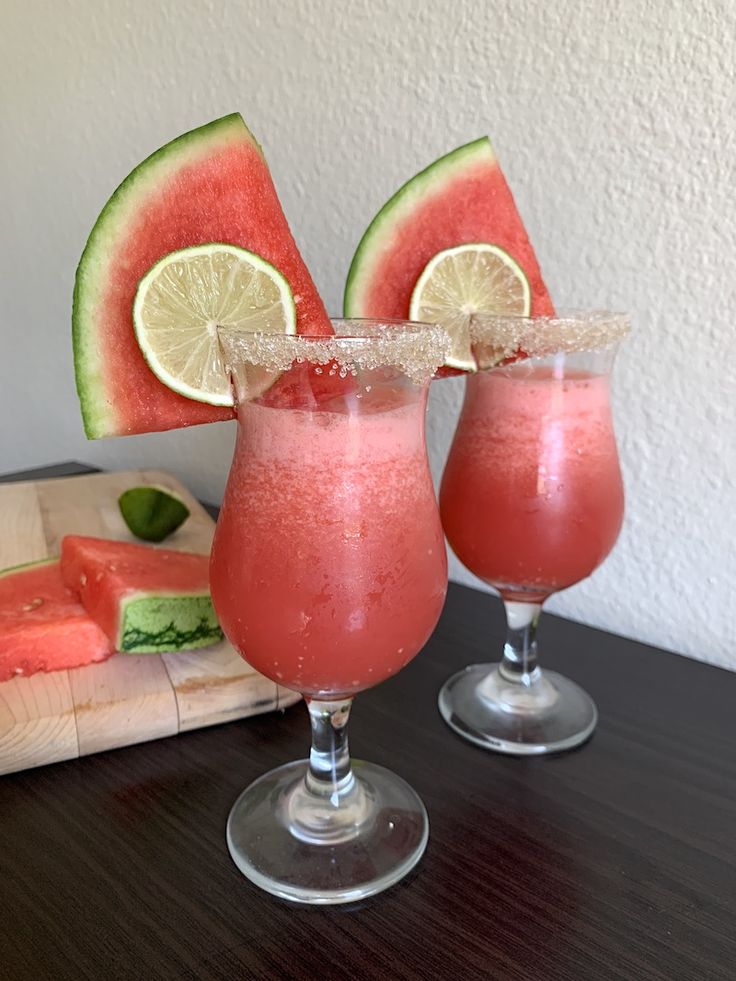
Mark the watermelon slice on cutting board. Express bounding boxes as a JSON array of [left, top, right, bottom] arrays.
[[343, 136, 555, 368], [0, 559, 112, 682], [73, 112, 332, 439], [61, 536, 222, 654]]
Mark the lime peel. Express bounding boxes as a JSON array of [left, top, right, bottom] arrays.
[[118, 485, 191, 542]]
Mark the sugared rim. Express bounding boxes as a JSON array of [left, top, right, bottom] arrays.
[[218, 319, 451, 384], [470, 309, 631, 358]]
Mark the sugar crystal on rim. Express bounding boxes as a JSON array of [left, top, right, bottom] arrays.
[[218, 321, 451, 385], [470, 310, 631, 362]]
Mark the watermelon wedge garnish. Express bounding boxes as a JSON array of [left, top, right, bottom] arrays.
[[343, 137, 554, 370], [73, 113, 332, 439]]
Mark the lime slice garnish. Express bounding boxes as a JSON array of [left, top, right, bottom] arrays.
[[118, 485, 191, 542], [133, 243, 297, 405], [409, 243, 531, 370]]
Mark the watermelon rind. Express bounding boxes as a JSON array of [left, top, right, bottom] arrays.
[[73, 113, 261, 439], [343, 137, 494, 318], [0, 557, 56, 577], [118, 591, 223, 653]]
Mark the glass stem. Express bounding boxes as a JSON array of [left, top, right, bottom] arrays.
[[305, 698, 355, 804], [499, 600, 543, 686]]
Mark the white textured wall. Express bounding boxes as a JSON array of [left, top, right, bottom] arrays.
[[2, 0, 734, 668]]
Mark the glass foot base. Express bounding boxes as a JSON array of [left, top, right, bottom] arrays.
[[227, 759, 428, 904], [438, 663, 597, 756]]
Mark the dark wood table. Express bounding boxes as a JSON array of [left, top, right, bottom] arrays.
[[1, 463, 734, 981]]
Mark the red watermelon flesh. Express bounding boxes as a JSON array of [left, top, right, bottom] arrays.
[[0, 559, 112, 682], [73, 114, 332, 439], [343, 137, 555, 370]]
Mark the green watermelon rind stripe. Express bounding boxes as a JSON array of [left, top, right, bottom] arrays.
[[343, 137, 496, 317], [118, 590, 223, 653], [120, 618, 223, 653], [0, 557, 57, 578], [73, 113, 261, 439]]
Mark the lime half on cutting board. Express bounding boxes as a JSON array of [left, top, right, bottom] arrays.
[[118, 486, 191, 542]]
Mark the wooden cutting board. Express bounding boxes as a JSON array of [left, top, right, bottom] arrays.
[[0, 469, 300, 775]]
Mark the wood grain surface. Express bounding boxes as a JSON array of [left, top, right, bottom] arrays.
[[0, 467, 299, 775], [0, 465, 734, 981]]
